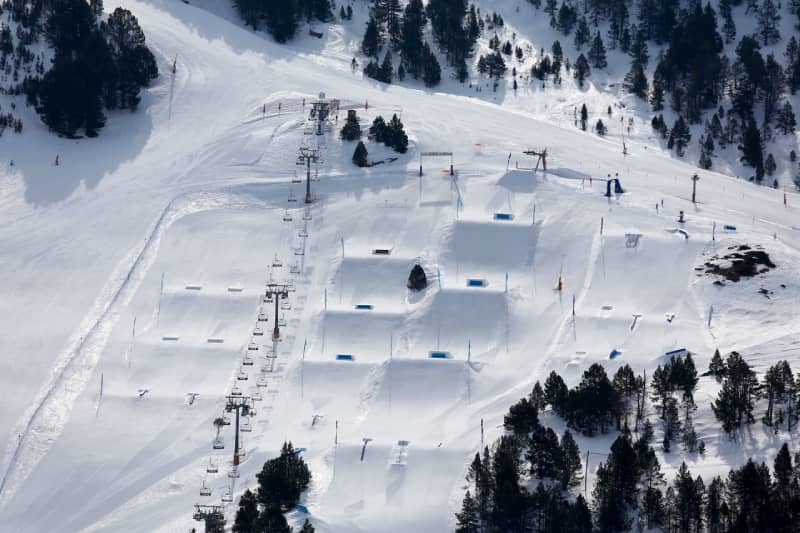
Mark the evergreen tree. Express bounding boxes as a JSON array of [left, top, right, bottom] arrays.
[[233, 489, 259, 533], [530, 381, 547, 411], [559, 429, 582, 489], [623, 62, 648, 98], [490, 436, 526, 531], [670, 116, 691, 156], [628, 25, 649, 67], [719, 0, 737, 43], [340, 111, 362, 141], [574, 54, 591, 88], [765, 153, 777, 177], [256, 442, 312, 511], [595, 118, 607, 136], [544, 371, 569, 415], [378, 49, 394, 83], [776, 101, 797, 134], [455, 490, 480, 532], [565, 363, 619, 435], [386, 113, 408, 152], [580, 103, 589, 131], [422, 43, 441, 87], [263, 1, 299, 42], [398, 0, 426, 79], [757, 0, 781, 45], [504, 396, 540, 437], [712, 352, 759, 434], [739, 117, 765, 179], [527, 425, 561, 479], [574, 16, 590, 50], [89, 0, 103, 17], [353, 141, 368, 167], [588, 31, 607, 69], [362, 15, 381, 57], [259, 505, 291, 533]]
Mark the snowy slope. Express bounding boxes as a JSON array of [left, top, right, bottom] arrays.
[[0, 0, 799, 531]]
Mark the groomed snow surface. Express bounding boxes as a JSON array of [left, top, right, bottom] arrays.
[[1, 1, 800, 531]]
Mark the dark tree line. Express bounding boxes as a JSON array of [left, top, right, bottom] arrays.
[[233, 0, 332, 42], [1, 0, 157, 138], [233, 442, 314, 533]]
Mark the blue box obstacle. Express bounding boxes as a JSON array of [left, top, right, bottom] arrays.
[[355, 304, 374, 310], [609, 349, 622, 359], [665, 348, 688, 358], [723, 225, 737, 231], [494, 213, 514, 221], [336, 354, 355, 361], [466, 278, 487, 287], [373, 249, 391, 255], [429, 351, 451, 359]]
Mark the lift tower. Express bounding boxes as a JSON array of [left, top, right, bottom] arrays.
[[297, 146, 322, 204], [264, 282, 295, 340], [225, 395, 251, 466]]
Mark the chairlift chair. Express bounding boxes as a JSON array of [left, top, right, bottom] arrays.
[[206, 457, 219, 473], [250, 388, 263, 401], [221, 486, 233, 503], [302, 210, 312, 221], [280, 299, 291, 310], [241, 419, 252, 433], [257, 311, 268, 322], [253, 325, 263, 337], [291, 171, 302, 183], [288, 190, 298, 203], [263, 293, 274, 303], [213, 436, 225, 450], [231, 385, 242, 397], [279, 314, 287, 327], [200, 480, 212, 497], [290, 263, 301, 274], [242, 353, 254, 366], [282, 209, 293, 222], [228, 467, 240, 479], [237, 368, 248, 381], [293, 247, 305, 256], [257, 374, 269, 387], [272, 254, 283, 268], [248, 341, 259, 351]]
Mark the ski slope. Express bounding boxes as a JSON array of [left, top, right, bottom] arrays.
[[1, 1, 800, 531]]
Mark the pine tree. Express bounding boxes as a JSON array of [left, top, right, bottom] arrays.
[[399, 0, 426, 79], [353, 141, 368, 167], [670, 117, 691, 156], [233, 489, 259, 533], [580, 103, 589, 131], [623, 62, 648, 98], [574, 16, 590, 50], [559, 429, 582, 488], [719, 0, 737, 43], [757, 0, 781, 45], [455, 491, 480, 532], [362, 15, 381, 57], [386, 113, 408, 153], [628, 25, 649, 67], [712, 352, 759, 434], [588, 31, 607, 68], [776, 101, 797, 134], [422, 43, 441, 87], [340, 111, 362, 141], [765, 153, 777, 177], [544, 371, 568, 415], [256, 442, 312, 511], [739, 118, 765, 179], [574, 54, 591, 88], [89, 0, 103, 17], [378, 49, 394, 83]]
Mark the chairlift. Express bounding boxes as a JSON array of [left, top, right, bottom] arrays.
[[250, 388, 263, 401], [291, 171, 302, 183], [200, 480, 212, 497], [206, 457, 219, 473], [282, 209, 293, 222], [242, 353, 254, 366], [241, 419, 252, 432], [272, 254, 283, 268], [257, 311, 268, 322], [213, 436, 225, 450], [298, 228, 308, 238], [253, 325, 263, 336], [280, 299, 291, 310], [221, 486, 233, 503], [293, 247, 305, 256], [279, 313, 287, 327], [290, 263, 301, 274], [237, 368, 248, 381], [257, 375, 268, 387], [288, 190, 298, 203], [248, 341, 259, 351], [222, 412, 231, 425], [263, 293, 274, 303], [302, 210, 312, 221], [228, 467, 240, 479], [231, 385, 242, 397]]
